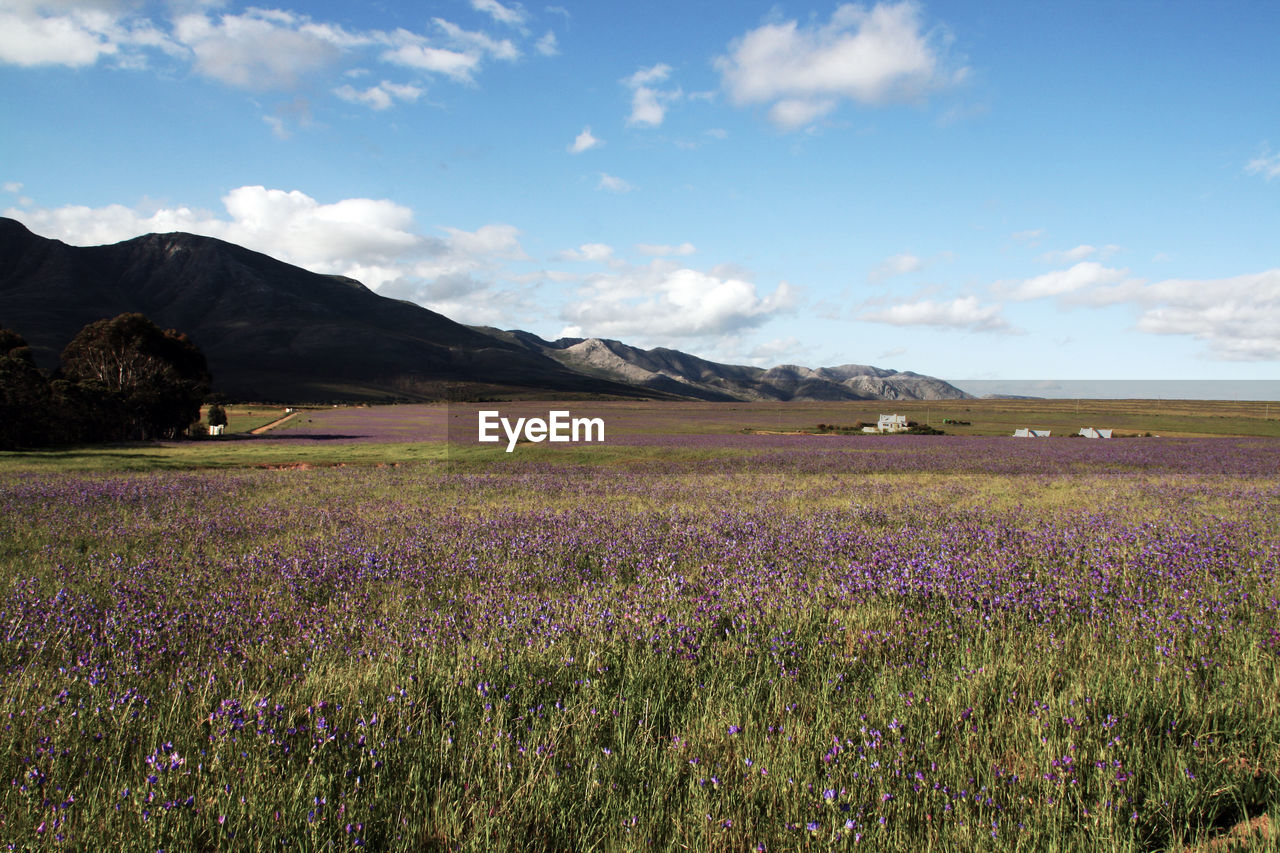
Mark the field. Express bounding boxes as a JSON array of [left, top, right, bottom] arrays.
[[1, 401, 1278, 851]]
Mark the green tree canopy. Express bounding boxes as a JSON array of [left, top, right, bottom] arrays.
[[60, 313, 211, 440]]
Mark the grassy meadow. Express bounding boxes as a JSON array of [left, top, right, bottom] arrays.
[[1, 401, 1278, 851]]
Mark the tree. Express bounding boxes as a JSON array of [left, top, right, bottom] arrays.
[[0, 326, 53, 449], [207, 403, 228, 428], [60, 313, 211, 440]]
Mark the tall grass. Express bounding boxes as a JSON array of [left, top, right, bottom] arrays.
[[0, 445, 1277, 850]]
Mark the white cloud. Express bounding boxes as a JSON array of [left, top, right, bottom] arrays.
[[470, 0, 527, 27], [768, 97, 838, 129], [623, 63, 671, 88], [1246, 148, 1280, 181], [568, 126, 601, 154], [860, 295, 1012, 333], [557, 243, 614, 263], [746, 336, 802, 365], [1038, 244, 1120, 264], [715, 1, 963, 129], [431, 17, 518, 61], [380, 29, 478, 80], [173, 9, 353, 89], [597, 173, 633, 193], [535, 30, 557, 56], [868, 251, 924, 282], [560, 261, 797, 341], [1093, 270, 1280, 361], [335, 80, 423, 110], [623, 62, 681, 127], [1010, 261, 1128, 301], [636, 242, 695, 257], [263, 115, 291, 140], [0, 2, 179, 69], [0, 2, 549, 105], [628, 86, 667, 126], [438, 223, 527, 260], [0, 7, 116, 66], [1011, 228, 1044, 244]]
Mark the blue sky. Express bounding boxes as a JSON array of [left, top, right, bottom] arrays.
[[2, 0, 1278, 383]]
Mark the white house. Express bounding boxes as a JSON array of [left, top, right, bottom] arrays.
[[875, 414, 908, 433], [1078, 427, 1113, 439], [1013, 428, 1051, 438], [209, 424, 225, 436]]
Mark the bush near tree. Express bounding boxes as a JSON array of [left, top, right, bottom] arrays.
[[0, 328, 53, 450], [207, 403, 228, 428]]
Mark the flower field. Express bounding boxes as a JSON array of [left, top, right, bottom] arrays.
[[1, 434, 1278, 850]]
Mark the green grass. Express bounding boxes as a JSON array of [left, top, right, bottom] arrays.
[[0, 405, 1278, 850]]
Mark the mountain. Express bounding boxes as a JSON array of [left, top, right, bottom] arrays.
[[474, 330, 969, 402], [0, 217, 969, 402], [0, 217, 665, 402]]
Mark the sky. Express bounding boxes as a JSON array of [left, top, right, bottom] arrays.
[[2, 0, 1278, 386]]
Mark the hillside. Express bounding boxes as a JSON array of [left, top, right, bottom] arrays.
[[0, 217, 660, 402], [1, 217, 969, 403]]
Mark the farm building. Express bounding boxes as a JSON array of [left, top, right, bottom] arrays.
[[870, 414, 911, 435], [1078, 427, 1113, 439], [1012, 428, 1051, 438]]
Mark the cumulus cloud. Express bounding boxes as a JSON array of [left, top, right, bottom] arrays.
[[636, 242, 695, 257], [470, 0, 527, 27], [1009, 261, 1129, 301], [868, 251, 924, 282], [1, 2, 552, 107], [0, 7, 116, 66], [334, 80, 423, 110], [534, 30, 558, 56], [1038, 244, 1120, 264], [623, 62, 681, 127], [173, 9, 359, 89], [859, 295, 1013, 333], [1093, 271, 1280, 361], [381, 40, 476, 80], [1246, 147, 1280, 181], [0, 1, 178, 68], [715, 1, 964, 129], [597, 173, 633, 193], [430, 17, 518, 61], [567, 126, 601, 154], [556, 243, 615, 263], [379, 18, 522, 81], [559, 261, 797, 341], [438, 223, 527, 260]]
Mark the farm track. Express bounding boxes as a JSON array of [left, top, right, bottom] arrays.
[[249, 411, 300, 434]]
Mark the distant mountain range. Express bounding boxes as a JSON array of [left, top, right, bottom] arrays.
[[0, 217, 969, 403], [479, 329, 966, 402]]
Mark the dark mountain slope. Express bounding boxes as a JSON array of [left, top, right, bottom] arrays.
[[0, 218, 662, 402]]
